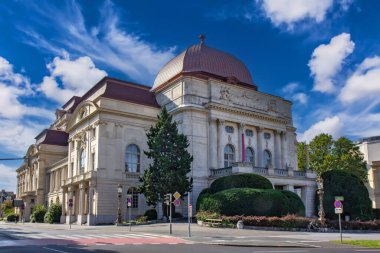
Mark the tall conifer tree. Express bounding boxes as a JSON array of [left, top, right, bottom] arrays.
[[139, 107, 193, 208]]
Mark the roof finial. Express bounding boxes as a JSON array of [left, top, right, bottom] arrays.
[[199, 34, 205, 45]]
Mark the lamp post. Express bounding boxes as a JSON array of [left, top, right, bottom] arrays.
[[116, 184, 122, 226], [317, 176, 325, 227]]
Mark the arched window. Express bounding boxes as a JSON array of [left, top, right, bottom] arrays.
[[246, 147, 255, 164], [79, 148, 86, 174], [224, 144, 235, 167], [125, 144, 140, 173], [127, 187, 139, 208], [264, 150, 272, 168]]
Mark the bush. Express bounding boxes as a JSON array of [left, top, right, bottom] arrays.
[[198, 188, 305, 217], [210, 174, 273, 194], [373, 209, 380, 220], [196, 188, 212, 211], [280, 190, 305, 216], [195, 211, 221, 222], [30, 205, 47, 223], [322, 170, 373, 220], [6, 214, 19, 222], [135, 216, 148, 224], [144, 209, 157, 221], [44, 203, 62, 224]]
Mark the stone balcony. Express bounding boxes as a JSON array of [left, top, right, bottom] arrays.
[[210, 162, 316, 180]]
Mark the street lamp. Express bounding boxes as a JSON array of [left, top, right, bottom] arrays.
[[316, 176, 325, 227], [116, 184, 122, 226]]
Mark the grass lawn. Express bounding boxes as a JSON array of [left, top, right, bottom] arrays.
[[331, 240, 380, 248]]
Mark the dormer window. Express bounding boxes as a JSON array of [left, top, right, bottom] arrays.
[[225, 126, 234, 134]]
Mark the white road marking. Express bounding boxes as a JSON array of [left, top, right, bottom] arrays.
[[253, 251, 309, 253], [42, 247, 69, 253], [285, 241, 320, 248]]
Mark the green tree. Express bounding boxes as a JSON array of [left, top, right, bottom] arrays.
[[308, 133, 334, 177], [297, 141, 308, 171], [332, 137, 367, 182], [139, 107, 193, 209]]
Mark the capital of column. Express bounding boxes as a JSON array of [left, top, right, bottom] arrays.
[[238, 123, 245, 130], [255, 126, 264, 132], [79, 182, 85, 190], [217, 119, 225, 126], [89, 180, 96, 188]]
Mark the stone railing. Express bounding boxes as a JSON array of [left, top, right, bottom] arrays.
[[210, 167, 232, 177], [253, 167, 268, 175], [294, 170, 306, 177], [274, 168, 288, 176], [125, 172, 142, 179]]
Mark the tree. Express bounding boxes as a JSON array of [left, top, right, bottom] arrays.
[[308, 133, 335, 177], [297, 141, 308, 171], [332, 137, 367, 182], [139, 107, 193, 210]]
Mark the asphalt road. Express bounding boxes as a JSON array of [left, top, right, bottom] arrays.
[[0, 244, 379, 253]]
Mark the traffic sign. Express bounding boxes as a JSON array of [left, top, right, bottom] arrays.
[[68, 202, 73, 208], [335, 196, 344, 201], [188, 204, 192, 216], [334, 200, 343, 208], [69, 198, 73, 203], [173, 191, 181, 200], [127, 198, 132, 207], [173, 199, 181, 206], [335, 207, 343, 214], [126, 194, 132, 198]]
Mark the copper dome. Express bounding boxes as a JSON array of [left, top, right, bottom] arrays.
[[152, 43, 254, 91]]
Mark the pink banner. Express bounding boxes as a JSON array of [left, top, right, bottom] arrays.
[[242, 133, 246, 162]]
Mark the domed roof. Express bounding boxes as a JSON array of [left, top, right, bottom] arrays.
[[152, 39, 254, 91]]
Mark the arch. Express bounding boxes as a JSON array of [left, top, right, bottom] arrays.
[[264, 150, 272, 168], [246, 147, 255, 164], [127, 187, 139, 208], [224, 144, 235, 167], [125, 144, 140, 173], [66, 100, 99, 131]]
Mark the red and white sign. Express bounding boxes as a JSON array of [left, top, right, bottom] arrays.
[[334, 200, 343, 208], [173, 199, 181, 206]]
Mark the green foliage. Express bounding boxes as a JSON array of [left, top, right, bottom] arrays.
[[297, 141, 308, 171], [135, 216, 148, 224], [210, 173, 273, 194], [280, 190, 305, 216], [139, 107, 193, 207], [1, 200, 15, 217], [307, 134, 367, 182], [373, 209, 380, 219], [44, 203, 62, 223], [322, 170, 373, 220], [195, 211, 221, 222], [144, 209, 157, 220], [30, 204, 47, 223], [6, 214, 19, 222], [198, 188, 304, 217], [173, 212, 183, 218], [196, 188, 212, 211]]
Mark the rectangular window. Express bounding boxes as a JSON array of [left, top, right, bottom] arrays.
[[91, 153, 95, 170], [225, 126, 234, 133], [264, 133, 271, 139], [245, 129, 253, 137]]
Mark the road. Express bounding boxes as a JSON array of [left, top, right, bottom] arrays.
[[0, 221, 379, 253]]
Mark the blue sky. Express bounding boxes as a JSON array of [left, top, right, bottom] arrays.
[[1, 0, 380, 191]]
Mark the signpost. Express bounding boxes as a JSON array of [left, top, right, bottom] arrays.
[[127, 193, 133, 231], [188, 192, 192, 238], [334, 200, 343, 243]]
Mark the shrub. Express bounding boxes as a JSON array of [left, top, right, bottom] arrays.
[[195, 211, 221, 222], [135, 216, 148, 224], [210, 174, 273, 194], [6, 214, 19, 222], [144, 209, 157, 221], [373, 209, 380, 220], [44, 203, 62, 224], [322, 170, 373, 220], [196, 188, 212, 211], [280, 190, 305, 216], [30, 205, 47, 223], [198, 188, 304, 217]]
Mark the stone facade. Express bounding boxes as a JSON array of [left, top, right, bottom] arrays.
[[16, 42, 317, 224], [357, 136, 380, 208]]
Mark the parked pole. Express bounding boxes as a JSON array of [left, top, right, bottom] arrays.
[[169, 193, 172, 235], [69, 207, 71, 229], [338, 213, 342, 243], [188, 192, 191, 237], [129, 189, 132, 231]]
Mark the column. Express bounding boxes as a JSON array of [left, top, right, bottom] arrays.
[[209, 117, 218, 170], [305, 185, 317, 217], [238, 123, 245, 162], [256, 126, 263, 167], [78, 183, 84, 225], [274, 130, 281, 169], [281, 131, 287, 169], [61, 188, 67, 223], [66, 186, 73, 224], [87, 181, 95, 225], [217, 119, 225, 169]]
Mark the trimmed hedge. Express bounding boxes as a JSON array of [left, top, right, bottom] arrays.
[[144, 209, 157, 220], [280, 190, 305, 216], [198, 188, 304, 217], [322, 170, 373, 220], [210, 174, 273, 194], [44, 203, 62, 224], [6, 214, 19, 222], [373, 209, 380, 219], [30, 204, 47, 223]]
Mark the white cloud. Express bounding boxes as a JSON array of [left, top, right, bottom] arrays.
[[293, 93, 308, 104], [298, 116, 343, 142], [282, 82, 299, 94], [309, 33, 355, 93], [259, 0, 333, 28], [19, 0, 175, 84], [39, 56, 107, 104], [282, 82, 309, 105], [339, 56, 380, 104], [0, 164, 17, 192]]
